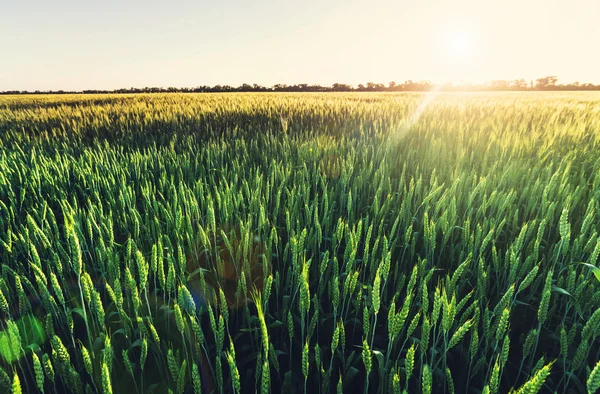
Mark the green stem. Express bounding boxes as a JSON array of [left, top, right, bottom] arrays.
[[78, 277, 94, 348]]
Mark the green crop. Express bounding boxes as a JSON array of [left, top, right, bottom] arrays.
[[0, 92, 599, 393]]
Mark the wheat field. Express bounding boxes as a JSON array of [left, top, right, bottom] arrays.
[[1, 92, 600, 393]]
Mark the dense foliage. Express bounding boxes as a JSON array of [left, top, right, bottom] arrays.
[[1, 92, 600, 393], [3, 76, 600, 95]]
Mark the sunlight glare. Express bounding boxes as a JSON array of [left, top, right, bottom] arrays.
[[435, 26, 480, 83], [398, 84, 443, 135], [452, 33, 468, 52]]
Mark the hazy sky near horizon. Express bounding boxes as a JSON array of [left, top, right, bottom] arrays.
[[2, 0, 599, 90]]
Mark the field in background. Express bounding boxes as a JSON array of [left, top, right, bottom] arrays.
[[1, 92, 600, 394]]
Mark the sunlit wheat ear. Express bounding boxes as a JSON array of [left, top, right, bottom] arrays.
[[515, 362, 553, 394], [32, 352, 45, 393], [587, 360, 600, 394], [362, 339, 372, 375], [101, 360, 112, 394], [261, 357, 270, 394], [422, 364, 432, 394], [11, 372, 21, 394], [42, 354, 54, 383]]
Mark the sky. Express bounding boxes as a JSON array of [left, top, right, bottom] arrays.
[[1, 0, 599, 91]]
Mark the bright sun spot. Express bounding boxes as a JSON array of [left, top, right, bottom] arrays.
[[436, 27, 480, 82], [452, 35, 467, 51], [449, 32, 472, 56]]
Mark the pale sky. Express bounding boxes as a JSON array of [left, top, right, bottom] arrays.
[[1, 0, 599, 91]]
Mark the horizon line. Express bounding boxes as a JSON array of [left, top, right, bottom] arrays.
[[3, 77, 600, 95]]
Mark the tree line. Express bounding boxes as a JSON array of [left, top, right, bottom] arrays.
[[2, 76, 599, 94]]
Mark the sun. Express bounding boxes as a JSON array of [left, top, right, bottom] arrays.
[[435, 27, 480, 83], [449, 31, 472, 57], [452, 34, 468, 52]]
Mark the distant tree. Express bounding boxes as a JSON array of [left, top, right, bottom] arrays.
[[535, 76, 559, 90], [581, 83, 595, 90], [238, 83, 253, 92], [415, 81, 432, 91], [402, 80, 415, 91], [512, 79, 528, 89], [4, 75, 600, 95], [332, 83, 352, 91]]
